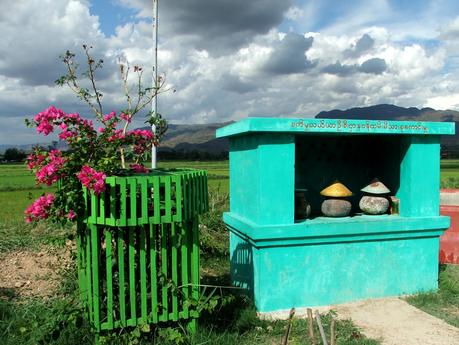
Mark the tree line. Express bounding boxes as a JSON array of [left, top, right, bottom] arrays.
[[1, 147, 229, 162]]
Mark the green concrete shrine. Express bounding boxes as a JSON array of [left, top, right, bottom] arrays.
[[216, 118, 455, 313]]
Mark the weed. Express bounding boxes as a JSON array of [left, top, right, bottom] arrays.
[[406, 265, 459, 327]]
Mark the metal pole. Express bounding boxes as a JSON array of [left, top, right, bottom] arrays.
[[151, 0, 158, 169]]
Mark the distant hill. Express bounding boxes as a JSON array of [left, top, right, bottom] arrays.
[[155, 122, 232, 154], [2, 105, 457, 156], [316, 104, 458, 150]]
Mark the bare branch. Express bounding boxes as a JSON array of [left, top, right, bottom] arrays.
[[83, 45, 103, 118]]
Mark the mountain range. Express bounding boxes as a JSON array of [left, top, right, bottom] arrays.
[[2, 104, 458, 154], [156, 104, 458, 153]]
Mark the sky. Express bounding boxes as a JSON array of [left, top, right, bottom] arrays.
[[1, 0, 459, 144]]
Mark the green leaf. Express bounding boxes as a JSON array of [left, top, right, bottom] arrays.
[[140, 323, 150, 333]]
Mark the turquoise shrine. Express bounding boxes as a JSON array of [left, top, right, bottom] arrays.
[[216, 117, 455, 313]]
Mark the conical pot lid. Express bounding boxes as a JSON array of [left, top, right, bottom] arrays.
[[361, 178, 390, 194], [320, 180, 353, 197]]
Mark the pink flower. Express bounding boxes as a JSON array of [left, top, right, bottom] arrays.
[[127, 129, 155, 154], [25, 193, 55, 222], [34, 106, 65, 135], [103, 111, 116, 122], [67, 209, 76, 220], [77, 165, 106, 195], [58, 130, 75, 141], [108, 129, 125, 142], [120, 112, 132, 123], [35, 150, 65, 186], [82, 119, 94, 130], [128, 129, 154, 139], [130, 163, 149, 173], [26, 153, 45, 170], [65, 113, 81, 123]]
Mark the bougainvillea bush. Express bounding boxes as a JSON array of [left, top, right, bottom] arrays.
[[24, 46, 167, 223]]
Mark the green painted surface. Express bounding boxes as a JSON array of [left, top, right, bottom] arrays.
[[229, 133, 295, 224], [228, 219, 443, 311], [398, 136, 441, 217], [76, 170, 207, 333], [224, 213, 449, 245], [255, 236, 440, 312], [217, 117, 455, 138], [221, 117, 455, 311]]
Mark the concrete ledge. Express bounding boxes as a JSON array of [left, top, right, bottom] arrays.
[[224, 212, 449, 247], [440, 189, 459, 206]]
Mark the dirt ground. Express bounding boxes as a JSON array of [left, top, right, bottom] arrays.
[[2, 245, 459, 345], [0, 243, 73, 300], [334, 297, 459, 345]]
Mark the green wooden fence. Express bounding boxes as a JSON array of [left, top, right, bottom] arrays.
[[76, 169, 208, 336]]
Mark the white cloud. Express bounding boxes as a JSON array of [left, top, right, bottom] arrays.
[[1, 0, 459, 145], [425, 94, 459, 110], [285, 6, 305, 21]]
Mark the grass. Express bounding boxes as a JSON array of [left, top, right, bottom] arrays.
[[0, 159, 457, 344], [0, 160, 382, 344], [441, 159, 459, 188], [406, 265, 459, 328]]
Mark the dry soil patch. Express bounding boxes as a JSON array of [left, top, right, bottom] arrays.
[[334, 297, 459, 345], [0, 244, 72, 300]]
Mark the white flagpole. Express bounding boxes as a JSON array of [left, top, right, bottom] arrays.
[[151, 0, 158, 169]]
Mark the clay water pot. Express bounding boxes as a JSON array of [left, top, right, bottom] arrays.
[[359, 196, 389, 215], [320, 181, 353, 217], [295, 189, 311, 220], [359, 178, 390, 215], [321, 198, 352, 217]]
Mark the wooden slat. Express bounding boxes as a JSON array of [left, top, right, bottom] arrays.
[[193, 172, 198, 216], [128, 227, 137, 323], [191, 219, 200, 313], [180, 222, 189, 319], [182, 175, 188, 221], [204, 172, 209, 212], [149, 224, 158, 323], [98, 188, 105, 224], [85, 224, 93, 323], [187, 174, 192, 220], [160, 223, 168, 322], [163, 176, 172, 223], [90, 224, 100, 331], [198, 172, 204, 213], [117, 228, 126, 326], [105, 229, 114, 329], [139, 226, 148, 322], [118, 179, 127, 226], [83, 187, 88, 221], [140, 178, 148, 224], [76, 223, 86, 303], [107, 179, 116, 226], [171, 222, 179, 321], [174, 176, 182, 222], [153, 177, 161, 224], [128, 178, 137, 226], [91, 192, 98, 224]]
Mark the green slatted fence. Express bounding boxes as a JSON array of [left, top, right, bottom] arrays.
[[76, 169, 208, 338]]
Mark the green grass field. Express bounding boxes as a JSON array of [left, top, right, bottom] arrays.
[[0, 161, 229, 224], [440, 159, 459, 187], [1, 159, 457, 223], [0, 160, 458, 344]]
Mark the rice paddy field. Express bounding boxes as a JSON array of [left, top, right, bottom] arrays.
[[0, 159, 458, 223], [0, 160, 228, 224]]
